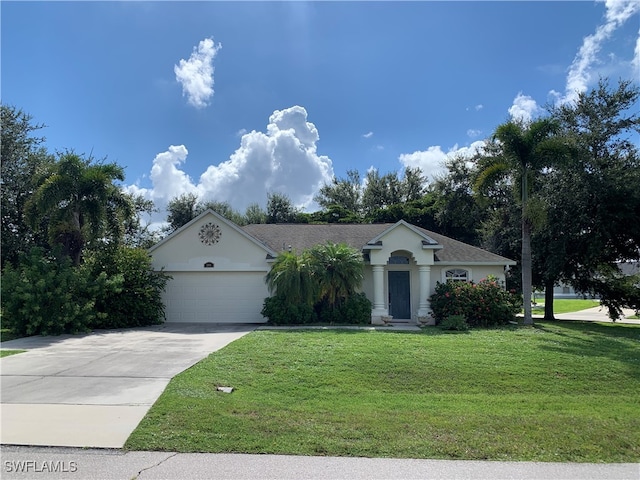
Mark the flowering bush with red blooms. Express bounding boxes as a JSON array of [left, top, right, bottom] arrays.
[[429, 276, 522, 328]]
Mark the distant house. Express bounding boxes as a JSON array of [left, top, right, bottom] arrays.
[[552, 283, 582, 299], [149, 210, 516, 325], [618, 261, 640, 278], [551, 261, 639, 299]]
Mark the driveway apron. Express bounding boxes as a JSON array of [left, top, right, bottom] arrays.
[[0, 324, 255, 448]]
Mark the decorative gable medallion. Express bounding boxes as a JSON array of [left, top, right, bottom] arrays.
[[198, 222, 222, 245]]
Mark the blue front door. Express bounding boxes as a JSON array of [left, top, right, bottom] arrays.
[[388, 271, 411, 319]]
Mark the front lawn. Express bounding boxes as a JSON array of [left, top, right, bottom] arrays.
[[531, 298, 600, 315], [125, 322, 640, 462], [0, 350, 25, 358]]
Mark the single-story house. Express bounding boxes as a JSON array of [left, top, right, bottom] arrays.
[[149, 209, 516, 325], [551, 260, 639, 299]]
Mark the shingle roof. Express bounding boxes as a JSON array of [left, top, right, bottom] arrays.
[[241, 223, 516, 265]]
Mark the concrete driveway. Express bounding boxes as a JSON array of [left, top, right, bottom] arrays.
[[0, 323, 255, 448]]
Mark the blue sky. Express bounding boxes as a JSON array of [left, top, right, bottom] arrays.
[[2, 1, 639, 217]]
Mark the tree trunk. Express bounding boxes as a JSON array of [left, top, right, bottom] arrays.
[[544, 279, 555, 321], [521, 218, 533, 325]]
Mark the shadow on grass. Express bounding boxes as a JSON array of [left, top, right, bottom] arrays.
[[533, 320, 640, 379]]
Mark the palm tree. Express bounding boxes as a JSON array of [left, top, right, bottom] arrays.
[[265, 250, 318, 306], [308, 242, 364, 309], [475, 118, 560, 325], [25, 153, 133, 265]]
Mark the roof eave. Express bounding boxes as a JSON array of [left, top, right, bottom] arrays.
[[437, 260, 518, 266]]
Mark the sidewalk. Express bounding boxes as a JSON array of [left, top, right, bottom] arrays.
[[530, 306, 640, 324], [1, 446, 638, 480]]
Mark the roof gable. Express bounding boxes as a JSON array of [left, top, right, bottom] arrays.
[[366, 220, 441, 249], [149, 209, 277, 257]]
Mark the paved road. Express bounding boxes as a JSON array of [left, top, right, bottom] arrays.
[[0, 446, 638, 480], [0, 324, 255, 448]]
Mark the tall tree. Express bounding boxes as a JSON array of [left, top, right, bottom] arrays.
[[1, 105, 54, 268], [266, 192, 299, 223], [200, 200, 246, 226], [542, 79, 640, 319], [431, 155, 486, 246], [366, 195, 438, 231], [244, 203, 267, 224], [165, 193, 199, 232], [123, 194, 161, 249], [314, 170, 362, 218], [25, 153, 133, 265], [475, 118, 560, 324], [402, 166, 427, 202]]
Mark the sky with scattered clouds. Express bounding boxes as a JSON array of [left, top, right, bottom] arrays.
[[3, 1, 639, 220]]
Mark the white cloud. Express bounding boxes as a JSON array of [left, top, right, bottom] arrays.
[[475, 104, 484, 111], [399, 147, 447, 180], [467, 129, 482, 138], [363, 131, 374, 138], [632, 28, 640, 74], [558, 0, 640, 104], [174, 37, 222, 109], [127, 106, 334, 218], [126, 145, 197, 202], [398, 141, 485, 181], [236, 128, 247, 137], [508, 92, 541, 123]]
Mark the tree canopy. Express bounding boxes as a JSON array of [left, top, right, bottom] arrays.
[[541, 79, 640, 318], [1, 105, 54, 268], [25, 153, 134, 265]]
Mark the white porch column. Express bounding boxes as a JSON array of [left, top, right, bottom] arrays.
[[370, 264, 388, 324], [417, 265, 434, 324]]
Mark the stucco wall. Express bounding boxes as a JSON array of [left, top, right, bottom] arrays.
[[362, 263, 508, 321], [151, 214, 271, 273]]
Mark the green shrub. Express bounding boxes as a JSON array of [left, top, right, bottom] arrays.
[[316, 292, 372, 325], [440, 314, 469, 331], [262, 293, 371, 325], [82, 246, 171, 329], [1, 246, 171, 336], [429, 276, 521, 328], [1, 248, 102, 336], [261, 295, 316, 325], [262, 242, 368, 325], [336, 292, 372, 325]]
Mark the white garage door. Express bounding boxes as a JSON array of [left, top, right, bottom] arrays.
[[163, 271, 269, 323]]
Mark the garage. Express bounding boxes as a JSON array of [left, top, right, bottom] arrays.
[[149, 210, 275, 324], [163, 271, 269, 323]]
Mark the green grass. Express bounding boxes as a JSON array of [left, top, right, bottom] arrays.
[[125, 322, 640, 462], [0, 349, 25, 358], [531, 298, 600, 315]]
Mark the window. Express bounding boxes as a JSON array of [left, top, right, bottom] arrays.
[[445, 268, 469, 282], [388, 255, 410, 265]]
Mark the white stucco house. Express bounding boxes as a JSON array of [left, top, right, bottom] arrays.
[[149, 209, 516, 325]]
